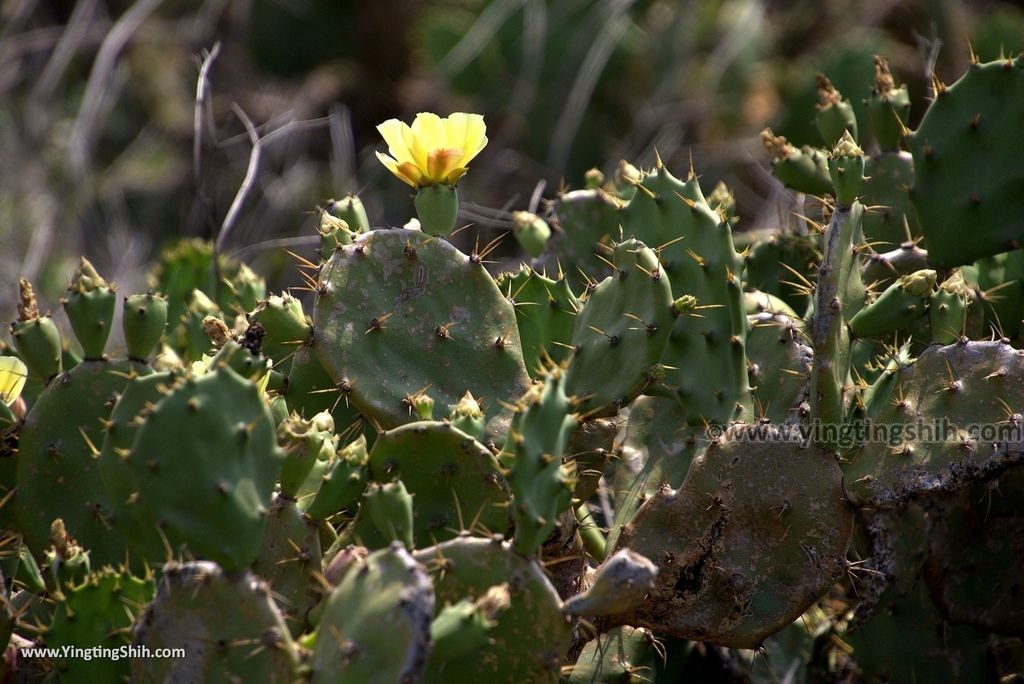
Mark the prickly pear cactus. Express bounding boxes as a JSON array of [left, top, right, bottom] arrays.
[[310, 543, 433, 684], [313, 229, 530, 432], [923, 468, 1024, 635], [108, 366, 282, 571], [414, 537, 570, 683], [15, 359, 142, 565], [7, 43, 1024, 683], [42, 569, 154, 683], [844, 340, 1024, 506], [908, 57, 1024, 267], [132, 561, 300, 683], [746, 312, 813, 423], [608, 425, 852, 648], [496, 265, 579, 376], [502, 369, 578, 556], [568, 626, 663, 683], [565, 239, 673, 413], [367, 420, 510, 547], [253, 495, 323, 636]]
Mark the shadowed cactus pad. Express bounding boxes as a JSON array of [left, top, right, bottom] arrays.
[[314, 228, 530, 432], [609, 424, 852, 648], [131, 561, 299, 683]]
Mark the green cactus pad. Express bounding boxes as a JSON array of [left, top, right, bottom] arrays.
[[98, 371, 178, 568], [314, 228, 530, 432], [503, 370, 578, 555], [908, 57, 1024, 267], [122, 293, 169, 362], [496, 265, 579, 376], [867, 55, 911, 151], [608, 397, 705, 553], [739, 229, 820, 314], [861, 241, 929, 291], [367, 420, 510, 548], [304, 435, 369, 522], [567, 415, 621, 502], [43, 569, 154, 683], [844, 340, 1024, 506], [815, 73, 858, 146], [249, 292, 310, 363], [131, 561, 299, 683], [566, 239, 673, 412], [414, 537, 570, 683], [359, 480, 415, 548], [62, 258, 116, 359], [861, 151, 918, 247], [148, 239, 266, 323], [548, 188, 622, 290], [810, 201, 866, 449], [117, 366, 282, 571], [609, 424, 852, 648], [448, 391, 486, 442], [15, 359, 145, 565], [828, 131, 866, 206], [761, 130, 833, 197], [310, 543, 433, 684], [961, 249, 1024, 341], [326, 195, 370, 233], [848, 269, 936, 339], [429, 585, 510, 662], [11, 317, 63, 382], [512, 211, 552, 258], [929, 271, 971, 344], [278, 410, 336, 499], [282, 342, 365, 435], [632, 167, 750, 427], [746, 312, 813, 424], [253, 495, 323, 636]]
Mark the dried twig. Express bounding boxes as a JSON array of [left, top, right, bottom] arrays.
[[216, 104, 263, 253]]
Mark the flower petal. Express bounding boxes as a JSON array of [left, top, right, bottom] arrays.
[[396, 161, 424, 188], [450, 113, 487, 167], [446, 167, 469, 185], [0, 356, 28, 406], [412, 112, 445, 150], [444, 113, 470, 153], [377, 119, 415, 166]]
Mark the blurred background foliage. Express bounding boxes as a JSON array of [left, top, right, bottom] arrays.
[[2, 0, 1023, 319]]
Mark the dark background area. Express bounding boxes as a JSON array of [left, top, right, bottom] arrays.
[[1, 0, 1021, 316]]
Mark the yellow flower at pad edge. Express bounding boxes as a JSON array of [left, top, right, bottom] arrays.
[[0, 356, 27, 406], [376, 113, 487, 188]]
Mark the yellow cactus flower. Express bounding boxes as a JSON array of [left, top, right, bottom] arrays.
[[376, 113, 487, 188], [0, 356, 27, 406]]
